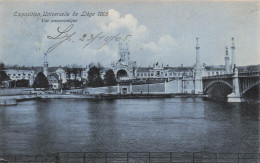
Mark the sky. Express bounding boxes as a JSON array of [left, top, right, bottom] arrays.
[[0, 0, 259, 68]]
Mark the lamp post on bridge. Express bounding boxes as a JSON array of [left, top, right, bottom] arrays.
[[227, 37, 242, 102], [148, 72, 150, 95]]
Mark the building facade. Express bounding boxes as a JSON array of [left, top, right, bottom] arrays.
[[5, 69, 35, 86], [111, 42, 137, 81]]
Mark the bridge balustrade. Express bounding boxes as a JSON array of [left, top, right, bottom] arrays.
[[202, 74, 233, 79], [238, 71, 260, 77], [203, 71, 260, 79], [1, 152, 260, 163]]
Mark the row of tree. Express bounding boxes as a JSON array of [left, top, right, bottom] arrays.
[[87, 67, 117, 87], [0, 61, 118, 89], [0, 62, 10, 84], [31, 66, 117, 89]]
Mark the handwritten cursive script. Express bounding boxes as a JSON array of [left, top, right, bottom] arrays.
[[47, 24, 76, 53], [46, 24, 132, 53]]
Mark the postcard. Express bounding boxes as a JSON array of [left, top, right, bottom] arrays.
[[0, 0, 259, 162]]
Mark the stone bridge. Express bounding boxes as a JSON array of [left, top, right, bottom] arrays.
[[202, 69, 260, 102]]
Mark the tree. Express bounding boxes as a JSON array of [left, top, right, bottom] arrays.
[[64, 66, 72, 86], [71, 68, 78, 80], [0, 71, 10, 83], [0, 62, 5, 71], [87, 66, 103, 87], [32, 72, 49, 89], [0, 62, 10, 84], [104, 69, 117, 86]]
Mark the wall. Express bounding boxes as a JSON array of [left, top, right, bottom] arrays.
[[82, 83, 166, 94], [0, 88, 33, 96], [165, 78, 195, 94]]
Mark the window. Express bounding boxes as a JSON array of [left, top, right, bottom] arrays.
[[165, 73, 167, 76], [212, 72, 215, 75], [208, 72, 210, 75], [151, 73, 153, 76], [216, 72, 219, 75], [174, 73, 177, 76]]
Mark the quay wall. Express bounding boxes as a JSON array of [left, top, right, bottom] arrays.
[[0, 88, 33, 96], [81, 83, 165, 94]]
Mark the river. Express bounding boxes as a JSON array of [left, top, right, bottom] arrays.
[[0, 98, 259, 155]]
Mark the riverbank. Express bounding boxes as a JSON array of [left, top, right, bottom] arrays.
[[0, 93, 209, 106], [100, 93, 208, 99], [0, 94, 97, 106]]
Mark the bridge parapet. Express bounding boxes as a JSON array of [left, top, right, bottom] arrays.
[[238, 71, 260, 77], [202, 74, 233, 79], [203, 71, 260, 80]]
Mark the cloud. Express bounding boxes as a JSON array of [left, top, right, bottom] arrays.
[[93, 9, 179, 66], [138, 35, 178, 66], [0, 2, 259, 67], [43, 8, 176, 67]]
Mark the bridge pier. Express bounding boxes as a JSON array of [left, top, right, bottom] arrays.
[[227, 67, 242, 102], [227, 93, 242, 102]]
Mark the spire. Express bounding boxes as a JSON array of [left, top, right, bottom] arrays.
[[231, 37, 236, 70], [195, 37, 200, 70], [225, 46, 228, 56], [43, 52, 48, 77], [231, 37, 235, 49], [196, 37, 200, 49], [44, 53, 48, 62]]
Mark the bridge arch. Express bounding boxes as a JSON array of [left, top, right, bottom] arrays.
[[203, 80, 233, 93], [241, 80, 260, 96]]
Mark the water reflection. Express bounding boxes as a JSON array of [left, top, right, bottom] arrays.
[[0, 98, 259, 155]]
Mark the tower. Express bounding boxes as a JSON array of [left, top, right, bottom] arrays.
[[225, 46, 231, 73], [231, 37, 236, 70], [112, 41, 136, 80], [43, 53, 48, 77], [118, 41, 130, 63], [227, 37, 241, 102], [194, 38, 203, 94], [196, 37, 200, 70]]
